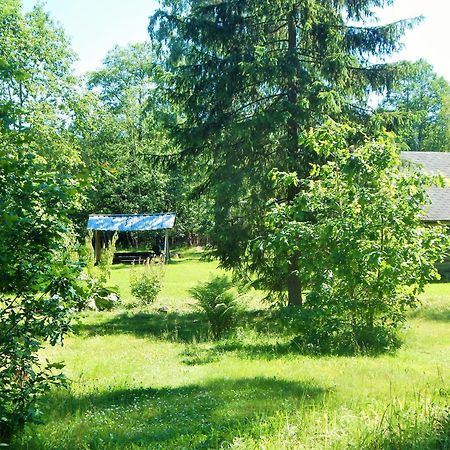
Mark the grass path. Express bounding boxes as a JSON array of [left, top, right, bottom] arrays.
[[14, 251, 450, 449]]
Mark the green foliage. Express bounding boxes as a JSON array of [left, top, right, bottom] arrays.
[[82, 44, 170, 216], [190, 276, 243, 339], [90, 286, 120, 311], [81, 43, 209, 244], [0, 0, 82, 172], [98, 232, 118, 282], [130, 261, 164, 305], [150, 0, 418, 302], [0, 144, 78, 289], [0, 1, 85, 441], [377, 59, 450, 151], [250, 121, 449, 353], [79, 231, 96, 277], [76, 273, 121, 311], [360, 401, 450, 450], [0, 134, 83, 441], [77, 233, 121, 311]]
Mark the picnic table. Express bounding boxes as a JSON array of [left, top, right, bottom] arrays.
[[112, 251, 157, 264]]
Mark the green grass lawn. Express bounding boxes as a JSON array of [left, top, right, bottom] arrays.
[[13, 251, 450, 449]]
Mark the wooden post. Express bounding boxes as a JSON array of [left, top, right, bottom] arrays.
[[95, 230, 101, 264], [164, 229, 170, 263]]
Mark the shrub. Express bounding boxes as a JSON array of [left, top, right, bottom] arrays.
[[290, 306, 403, 355], [97, 232, 118, 281], [0, 287, 72, 439], [77, 273, 121, 311], [79, 231, 96, 277], [190, 276, 243, 339], [92, 286, 120, 311], [250, 121, 450, 353], [77, 233, 121, 311], [0, 141, 84, 441], [130, 260, 163, 305]]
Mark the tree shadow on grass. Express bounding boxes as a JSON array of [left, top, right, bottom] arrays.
[[73, 308, 396, 361], [181, 335, 404, 366], [409, 306, 450, 322], [73, 311, 210, 343], [23, 377, 327, 449], [73, 309, 269, 343], [180, 339, 305, 365]]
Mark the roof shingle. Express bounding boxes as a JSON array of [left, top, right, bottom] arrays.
[[400, 151, 450, 222]]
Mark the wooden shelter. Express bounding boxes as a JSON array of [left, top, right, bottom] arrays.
[[87, 213, 176, 264]]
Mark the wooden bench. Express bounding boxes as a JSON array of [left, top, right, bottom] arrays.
[[113, 252, 157, 265]]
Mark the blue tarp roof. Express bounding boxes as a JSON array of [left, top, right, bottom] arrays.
[[87, 213, 176, 231]]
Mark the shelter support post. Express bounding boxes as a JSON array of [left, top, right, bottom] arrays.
[[95, 230, 101, 264], [164, 229, 170, 263]]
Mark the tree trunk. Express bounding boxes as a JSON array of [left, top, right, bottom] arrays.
[[286, 6, 303, 307], [287, 252, 302, 306]]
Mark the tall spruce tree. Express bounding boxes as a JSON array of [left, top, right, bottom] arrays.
[[150, 0, 417, 305]]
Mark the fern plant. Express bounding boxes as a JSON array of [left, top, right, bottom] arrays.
[[190, 276, 243, 339]]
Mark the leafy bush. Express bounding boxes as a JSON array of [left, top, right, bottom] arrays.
[[97, 232, 118, 281], [79, 231, 96, 277], [0, 287, 72, 439], [79, 231, 118, 283], [250, 121, 450, 353], [190, 276, 243, 339], [77, 273, 120, 311], [92, 286, 120, 311], [0, 140, 84, 441], [77, 233, 121, 311], [289, 306, 403, 355], [130, 261, 163, 305]]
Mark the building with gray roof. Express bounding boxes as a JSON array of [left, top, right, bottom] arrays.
[[400, 151, 450, 224]]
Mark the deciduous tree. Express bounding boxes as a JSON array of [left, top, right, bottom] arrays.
[[377, 59, 450, 151], [82, 43, 211, 244], [253, 121, 448, 352], [0, 0, 81, 171], [0, 1, 84, 441]]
